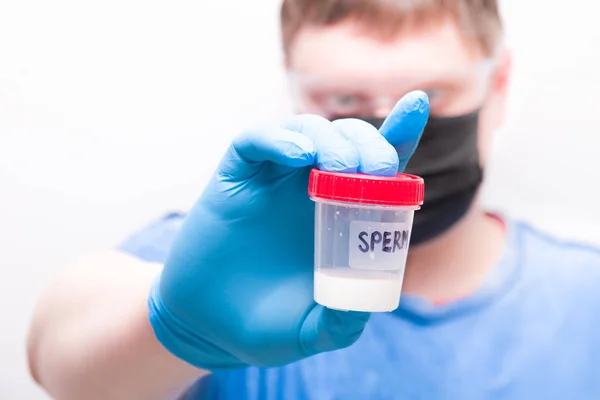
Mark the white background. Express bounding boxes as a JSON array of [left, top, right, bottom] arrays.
[[1, 0, 599, 398]]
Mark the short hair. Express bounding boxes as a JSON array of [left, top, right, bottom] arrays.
[[281, 0, 502, 56]]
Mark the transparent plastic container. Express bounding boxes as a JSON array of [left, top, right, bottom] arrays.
[[308, 169, 424, 312]]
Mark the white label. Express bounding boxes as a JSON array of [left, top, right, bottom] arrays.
[[348, 220, 412, 271]]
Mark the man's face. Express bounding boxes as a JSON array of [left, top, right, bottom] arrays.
[[286, 17, 509, 164]]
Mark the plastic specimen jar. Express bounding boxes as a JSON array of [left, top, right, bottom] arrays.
[[308, 169, 425, 312]]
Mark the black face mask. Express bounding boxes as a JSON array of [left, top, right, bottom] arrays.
[[349, 111, 483, 245]]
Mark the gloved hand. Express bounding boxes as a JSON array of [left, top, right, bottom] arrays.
[[149, 91, 430, 370]]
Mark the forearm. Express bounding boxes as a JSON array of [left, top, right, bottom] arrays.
[[27, 251, 208, 400]]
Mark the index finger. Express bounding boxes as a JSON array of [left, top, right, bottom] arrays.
[[380, 91, 430, 171]]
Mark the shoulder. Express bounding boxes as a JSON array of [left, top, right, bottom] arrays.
[[510, 220, 600, 300], [117, 212, 187, 263], [513, 220, 600, 269]]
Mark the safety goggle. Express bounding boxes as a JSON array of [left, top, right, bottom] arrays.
[[287, 58, 497, 118]]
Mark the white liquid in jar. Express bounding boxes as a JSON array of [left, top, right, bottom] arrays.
[[314, 268, 405, 312]]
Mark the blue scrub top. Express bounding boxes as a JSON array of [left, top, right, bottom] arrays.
[[120, 213, 600, 400]]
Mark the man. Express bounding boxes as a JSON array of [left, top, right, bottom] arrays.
[[27, 0, 600, 399]]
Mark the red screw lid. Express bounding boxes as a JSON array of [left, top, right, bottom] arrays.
[[308, 169, 424, 206]]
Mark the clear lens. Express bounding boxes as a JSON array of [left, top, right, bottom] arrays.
[[288, 58, 496, 118]]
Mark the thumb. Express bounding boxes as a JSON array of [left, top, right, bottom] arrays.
[[299, 305, 370, 356], [380, 90, 430, 171]]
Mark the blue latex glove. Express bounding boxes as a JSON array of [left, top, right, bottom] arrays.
[[149, 91, 430, 370]]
